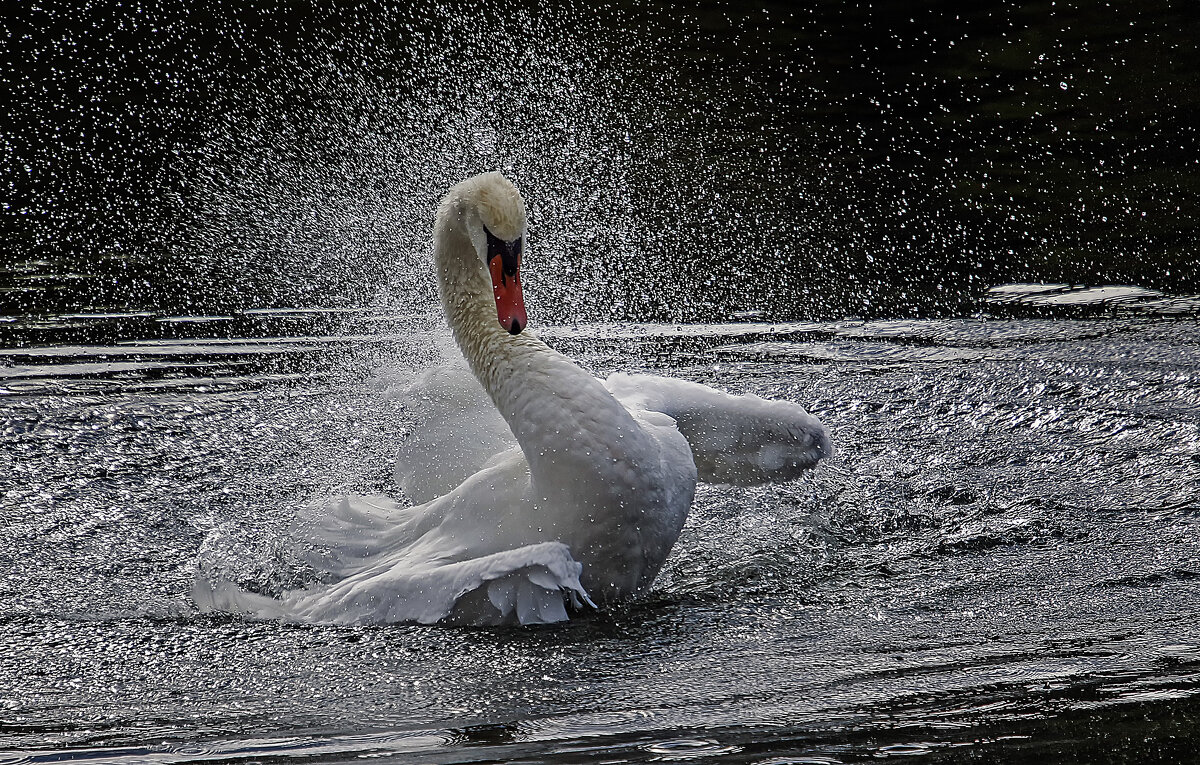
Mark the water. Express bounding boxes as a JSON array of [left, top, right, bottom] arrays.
[[4, 1, 1200, 763], [4, 314, 1199, 762]]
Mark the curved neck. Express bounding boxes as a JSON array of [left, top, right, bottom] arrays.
[[432, 213, 653, 498], [433, 214, 520, 393]]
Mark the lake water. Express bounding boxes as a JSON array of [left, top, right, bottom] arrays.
[[3, 1, 1199, 763]]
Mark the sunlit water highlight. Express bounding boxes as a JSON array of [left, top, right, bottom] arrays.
[[5, 0, 1200, 760], [3, 311, 1198, 762]]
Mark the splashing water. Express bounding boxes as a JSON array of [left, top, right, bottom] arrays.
[[8, 2, 1197, 324], [3, 2, 1200, 763]]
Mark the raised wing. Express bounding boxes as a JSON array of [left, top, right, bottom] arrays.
[[392, 360, 516, 504], [605, 372, 832, 485]]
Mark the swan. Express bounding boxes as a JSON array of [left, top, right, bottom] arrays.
[[194, 171, 831, 626]]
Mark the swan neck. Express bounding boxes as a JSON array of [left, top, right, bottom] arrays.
[[433, 203, 653, 489], [434, 218, 509, 374]]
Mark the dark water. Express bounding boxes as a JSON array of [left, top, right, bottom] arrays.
[[3, 2, 1200, 763], [6, 0, 1199, 322], [3, 316, 1200, 763]]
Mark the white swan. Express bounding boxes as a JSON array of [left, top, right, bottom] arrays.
[[195, 172, 831, 626]]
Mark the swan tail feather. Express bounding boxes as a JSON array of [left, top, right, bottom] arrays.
[[191, 572, 290, 621]]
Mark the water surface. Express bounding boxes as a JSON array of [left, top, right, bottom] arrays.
[[3, 1, 1200, 762], [3, 311, 1200, 762]]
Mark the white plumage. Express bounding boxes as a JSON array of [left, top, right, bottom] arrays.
[[195, 172, 831, 625]]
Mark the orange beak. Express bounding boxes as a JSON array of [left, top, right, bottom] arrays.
[[489, 253, 527, 335]]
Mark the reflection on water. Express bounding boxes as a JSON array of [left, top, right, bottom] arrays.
[[2, 314, 1199, 762]]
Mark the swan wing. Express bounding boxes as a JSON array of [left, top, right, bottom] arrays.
[[605, 372, 832, 485], [393, 360, 516, 504], [194, 451, 596, 626], [195, 540, 592, 626]]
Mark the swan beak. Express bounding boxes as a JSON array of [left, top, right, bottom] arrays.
[[488, 244, 527, 335]]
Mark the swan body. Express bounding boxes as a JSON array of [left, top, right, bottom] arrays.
[[195, 172, 830, 625]]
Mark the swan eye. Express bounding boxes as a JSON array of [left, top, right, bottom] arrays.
[[484, 226, 522, 280]]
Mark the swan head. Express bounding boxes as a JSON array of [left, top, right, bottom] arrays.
[[441, 171, 529, 335]]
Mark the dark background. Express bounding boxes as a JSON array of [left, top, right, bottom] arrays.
[[3, 0, 1198, 323]]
